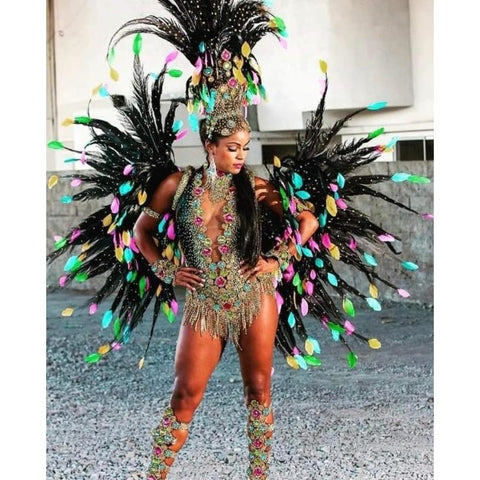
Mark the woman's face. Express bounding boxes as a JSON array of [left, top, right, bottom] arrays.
[[206, 129, 250, 175]]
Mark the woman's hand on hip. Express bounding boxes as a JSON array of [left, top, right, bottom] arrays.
[[240, 257, 279, 281], [174, 267, 205, 291]]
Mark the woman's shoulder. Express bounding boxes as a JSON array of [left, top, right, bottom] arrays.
[[163, 166, 196, 188]]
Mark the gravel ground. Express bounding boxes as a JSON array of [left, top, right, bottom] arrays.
[[46, 288, 433, 480]]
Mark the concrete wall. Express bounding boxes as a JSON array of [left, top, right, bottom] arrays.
[[48, 0, 433, 170]]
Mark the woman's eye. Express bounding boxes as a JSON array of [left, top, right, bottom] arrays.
[[228, 148, 237, 152]]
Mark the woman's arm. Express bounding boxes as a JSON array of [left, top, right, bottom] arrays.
[[133, 171, 205, 291], [133, 171, 183, 265], [241, 176, 319, 280], [254, 176, 320, 255]]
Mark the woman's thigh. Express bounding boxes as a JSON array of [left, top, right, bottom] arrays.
[[173, 319, 226, 394], [236, 293, 279, 393]]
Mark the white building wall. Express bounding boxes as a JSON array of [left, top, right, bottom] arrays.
[[48, 0, 433, 171]]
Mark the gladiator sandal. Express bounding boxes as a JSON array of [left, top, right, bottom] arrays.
[[146, 406, 191, 480], [246, 400, 274, 479]]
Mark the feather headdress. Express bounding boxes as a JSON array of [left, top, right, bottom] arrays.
[[107, 0, 288, 136]]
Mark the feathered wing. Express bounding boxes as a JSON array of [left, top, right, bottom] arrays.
[[47, 51, 186, 367], [48, 0, 287, 366], [264, 66, 432, 370]]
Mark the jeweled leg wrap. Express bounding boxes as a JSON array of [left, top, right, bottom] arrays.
[[246, 400, 274, 479], [146, 406, 191, 480]]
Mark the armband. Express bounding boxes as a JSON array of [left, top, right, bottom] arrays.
[[150, 258, 178, 284], [143, 206, 162, 220], [265, 243, 292, 271]]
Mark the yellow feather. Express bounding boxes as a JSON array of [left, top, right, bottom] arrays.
[[368, 338, 382, 349], [156, 284, 163, 296], [233, 67, 246, 84], [319, 59, 328, 73], [191, 71, 201, 86], [115, 246, 124, 262], [61, 118, 74, 127], [98, 344, 111, 355], [102, 214, 113, 227], [110, 67, 119, 81], [369, 283, 379, 298], [137, 190, 147, 205], [107, 222, 117, 234], [241, 41, 251, 58], [329, 244, 340, 260], [286, 355, 299, 370], [234, 56, 244, 69], [48, 175, 58, 189], [138, 357, 145, 369], [273, 156, 281, 168], [164, 244, 174, 261], [61, 308, 74, 317], [305, 339, 314, 356], [326, 195, 337, 216], [91, 83, 102, 96], [122, 231, 131, 246]]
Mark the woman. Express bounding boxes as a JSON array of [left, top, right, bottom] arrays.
[[46, 1, 430, 478], [133, 117, 319, 479]]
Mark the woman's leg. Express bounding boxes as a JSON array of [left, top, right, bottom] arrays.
[[236, 293, 279, 479], [147, 320, 226, 479]]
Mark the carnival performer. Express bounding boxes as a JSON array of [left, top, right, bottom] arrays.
[[134, 110, 319, 478], [47, 1, 431, 479]]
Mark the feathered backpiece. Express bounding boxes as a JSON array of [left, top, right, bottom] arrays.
[[264, 61, 432, 369], [107, 0, 287, 135]]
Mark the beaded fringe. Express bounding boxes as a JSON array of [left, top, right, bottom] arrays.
[[183, 277, 275, 346]]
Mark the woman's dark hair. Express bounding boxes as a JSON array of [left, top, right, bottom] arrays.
[[199, 119, 261, 266]]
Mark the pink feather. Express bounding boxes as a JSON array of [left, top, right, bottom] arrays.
[[171, 299, 179, 316], [123, 164, 134, 176], [129, 237, 139, 253], [167, 222, 176, 240], [111, 196, 120, 214], [176, 129, 188, 140], [378, 233, 395, 242], [301, 298, 309, 316], [321, 233, 331, 249], [275, 292, 284, 314], [344, 320, 355, 335], [397, 288, 411, 298], [165, 50, 179, 64], [89, 303, 98, 315]]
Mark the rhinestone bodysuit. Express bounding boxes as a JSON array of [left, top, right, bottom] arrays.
[[174, 167, 276, 345]]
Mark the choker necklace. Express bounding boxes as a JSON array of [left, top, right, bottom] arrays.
[[202, 162, 233, 202]]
